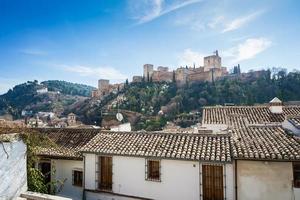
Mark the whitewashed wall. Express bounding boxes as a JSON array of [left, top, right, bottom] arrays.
[[201, 123, 228, 133], [51, 159, 84, 200], [0, 139, 27, 199], [84, 153, 234, 200], [237, 160, 295, 200]]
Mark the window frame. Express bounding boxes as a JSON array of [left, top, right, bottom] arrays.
[[72, 169, 83, 187], [145, 159, 161, 182], [97, 156, 113, 191], [293, 162, 300, 188]]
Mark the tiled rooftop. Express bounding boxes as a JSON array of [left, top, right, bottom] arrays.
[[35, 128, 100, 159], [2, 122, 300, 162], [81, 131, 232, 162], [231, 126, 300, 160], [202, 106, 300, 126]]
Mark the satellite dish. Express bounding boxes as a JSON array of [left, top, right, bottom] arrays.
[[116, 113, 123, 122]]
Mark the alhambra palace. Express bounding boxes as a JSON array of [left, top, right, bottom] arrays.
[[92, 50, 228, 98]]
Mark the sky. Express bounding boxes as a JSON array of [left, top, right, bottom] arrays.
[[0, 0, 299, 94]]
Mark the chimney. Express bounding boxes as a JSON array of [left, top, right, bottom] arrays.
[[269, 97, 283, 114]]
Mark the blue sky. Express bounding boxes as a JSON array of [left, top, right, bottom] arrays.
[[0, 0, 299, 94]]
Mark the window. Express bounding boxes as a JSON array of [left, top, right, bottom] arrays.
[[293, 162, 300, 188], [146, 159, 160, 181], [72, 170, 83, 187]]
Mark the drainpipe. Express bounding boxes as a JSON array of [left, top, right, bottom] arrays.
[[82, 155, 86, 200], [235, 159, 238, 200]]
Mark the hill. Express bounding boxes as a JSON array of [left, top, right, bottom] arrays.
[[41, 80, 95, 97], [1, 68, 299, 130], [113, 69, 300, 130], [0, 80, 95, 118]]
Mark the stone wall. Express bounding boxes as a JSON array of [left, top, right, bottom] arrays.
[[0, 135, 27, 199]]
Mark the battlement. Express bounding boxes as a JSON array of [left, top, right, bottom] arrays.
[[139, 50, 227, 84]]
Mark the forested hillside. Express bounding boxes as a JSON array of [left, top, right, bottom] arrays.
[[0, 80, 92, 118], [42, 80, 95, 97], [0, 68, 299, 130], [119, 69, 300, 120]]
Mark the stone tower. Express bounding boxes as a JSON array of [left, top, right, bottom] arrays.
[[143, 64, 154, 82], [98, 79, 110, 91], [204, 50, 221, 72], [67, 113, 76, 126]]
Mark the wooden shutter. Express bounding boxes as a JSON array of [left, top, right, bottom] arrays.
[[99, 156, 112, 190], [202, 165, 224, 200]]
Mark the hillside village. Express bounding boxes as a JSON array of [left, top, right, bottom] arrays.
[[0, 42, 300, 200], [1, 97, 300, 200], [2, 0, 300, 200], [1, 52, 300, 200]]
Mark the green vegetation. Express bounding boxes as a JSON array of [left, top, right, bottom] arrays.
[[0, 80, 91, 118], [21, 130, 66, 194], [42, 80, 95, 97], [118, 68, 300, 130], [0, 68, 299, 131]]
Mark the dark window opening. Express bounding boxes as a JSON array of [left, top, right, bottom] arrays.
[[293, 162, 300, 188], [72, 170, 83, 187], [146, 160, 160, 181]]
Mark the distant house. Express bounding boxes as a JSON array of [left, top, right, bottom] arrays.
[[36, 87, 48, 94]]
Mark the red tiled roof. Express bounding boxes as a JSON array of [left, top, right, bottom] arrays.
[[81, 131, 232, 162], [202, 106, 300, 126]]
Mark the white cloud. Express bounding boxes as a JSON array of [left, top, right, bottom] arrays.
[[61, 65, 128, 81], [178, 49, 205, 67], [208, 16, 225, 29], [224, 37, 272, 63], [222, 11, 264, 33], [129, 0, 203, 25]]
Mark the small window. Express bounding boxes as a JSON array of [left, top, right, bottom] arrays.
[[146, 160, 160, 181], [72, 170, 83, 187], [293, 162, 300, 188]]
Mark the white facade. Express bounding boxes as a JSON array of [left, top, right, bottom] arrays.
[[84, 154, 234, 200], [50, 159, 84, 200], [111, 123, 132, 132], [37, 87, 48, 94], [269, 105, 283, 114], [0, 138, 27, 199], [236, 160, 300, 200], [201, 123, 228, 133]]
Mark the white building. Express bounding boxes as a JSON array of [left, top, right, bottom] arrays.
[[37, 87, 48, 94], [81, 131, 234, 200]]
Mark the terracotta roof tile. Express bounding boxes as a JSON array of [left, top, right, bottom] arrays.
[[203, 106, 300, 126], [34, 128, 99, 159], [231, 126, 300, 160], [81, 131, 232, 162]]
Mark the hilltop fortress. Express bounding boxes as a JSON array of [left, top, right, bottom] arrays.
[[133, 50, 228, 85], [92, 51, 228, 99]]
